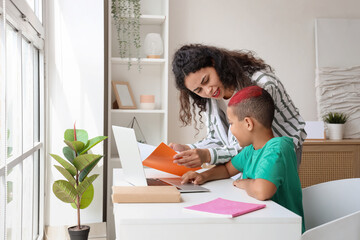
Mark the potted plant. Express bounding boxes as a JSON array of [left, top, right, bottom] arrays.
[[50, 125, 107, 240], [323, 112, 348, 140], [111, 0, 141, 70]]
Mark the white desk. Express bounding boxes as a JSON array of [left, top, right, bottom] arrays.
[[113, 169, 302, 240]]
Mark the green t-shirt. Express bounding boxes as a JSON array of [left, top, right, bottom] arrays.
[[231, 136, 305, 233]]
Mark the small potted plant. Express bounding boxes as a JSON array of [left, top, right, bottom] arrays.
[[322, 112, 348, 140], [50, 125, 107, 240]]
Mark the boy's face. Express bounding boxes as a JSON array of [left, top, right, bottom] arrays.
[[227, 106, 252, 148]]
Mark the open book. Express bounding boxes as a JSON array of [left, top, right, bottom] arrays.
[[184, 198, 266, 218], [141, 142, 201, 176]]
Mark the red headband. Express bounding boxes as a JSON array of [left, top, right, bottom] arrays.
[[228, 86, 263, 106]]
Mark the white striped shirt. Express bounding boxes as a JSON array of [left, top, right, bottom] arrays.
[[253, 72, 307, 148]]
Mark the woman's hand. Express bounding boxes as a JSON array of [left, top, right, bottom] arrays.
[[181, 171, 206, 185], [173, 148, 211, 168], [168, 143, 191, 152]]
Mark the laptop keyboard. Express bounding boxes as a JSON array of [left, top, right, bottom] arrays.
[[146, 178, 172, 186]]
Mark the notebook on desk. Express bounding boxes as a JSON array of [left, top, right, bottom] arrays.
[[112, 125, 209, 193]]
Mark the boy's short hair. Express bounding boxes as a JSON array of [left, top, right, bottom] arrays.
[[228, 86, 275, 128]]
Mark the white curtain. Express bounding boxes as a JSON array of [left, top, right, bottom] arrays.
[[316, 66, 360, 138]]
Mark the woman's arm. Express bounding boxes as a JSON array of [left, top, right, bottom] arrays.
[[172, 99, 241, 167]]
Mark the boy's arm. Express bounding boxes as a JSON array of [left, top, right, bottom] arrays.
[[181, 161, 240, 185], [233, 178, 277, 201]]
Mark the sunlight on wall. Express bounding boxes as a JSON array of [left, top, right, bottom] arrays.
[[46, 0, 104, 226]]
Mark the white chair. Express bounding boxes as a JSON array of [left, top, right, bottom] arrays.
[[302, 178, 360, 240]]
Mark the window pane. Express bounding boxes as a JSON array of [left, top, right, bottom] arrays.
[[0, 176, 5, 238], [22, 155, 34, 240], [25, 0, 35, 11], [22, 39, 34, 151], [32, 150, 40, 239], [7, 164, 22, 240], [34, 49, 39, 143], [6, 25, 22, 160], [0, 17, 4, 168], [36, 0, 43, 23], [27, 0, 43, 23]]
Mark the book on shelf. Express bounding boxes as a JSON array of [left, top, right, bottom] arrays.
[[183, 197, 266, 218], [141, 142, 201, 176]]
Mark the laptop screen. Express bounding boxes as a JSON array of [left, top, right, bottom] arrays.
[[112, 126, 148, 186]]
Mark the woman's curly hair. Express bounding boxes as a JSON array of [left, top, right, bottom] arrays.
[[172, 44, 273, 129]]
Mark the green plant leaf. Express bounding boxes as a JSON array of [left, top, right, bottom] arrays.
[[63, 146, 75, 163], [77, 174, 99, 196], [50, 154, 77, 176], [73, 154, 102, 172], [7, 181, 13, 203], [79, 155, 103, 182], [80, 136, 108, 155], [54, 165, 76, 186], [64, 129, 88, 145], [52, 180, 77, 204], [323, 112, 348, 124], [64, 140, 85, 153], [71, 184, 94, 209], [7, 146, 13, 158]]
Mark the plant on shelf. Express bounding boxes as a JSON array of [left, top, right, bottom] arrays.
[[322, 112, 348, 140], [111, 0, 141, 70], [50, 124, 107, 240], [323, 112, 348, 124]]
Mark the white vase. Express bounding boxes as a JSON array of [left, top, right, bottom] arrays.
[[144, 33, 163, 58], [326, 123, 344, 140]]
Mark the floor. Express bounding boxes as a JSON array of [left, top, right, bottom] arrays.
[[44, 222, 107, 240]]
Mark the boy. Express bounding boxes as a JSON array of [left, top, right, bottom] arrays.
[[181, 85, 305, 233]]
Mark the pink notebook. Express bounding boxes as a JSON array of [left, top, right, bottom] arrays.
[[184, 198, 266, 218]]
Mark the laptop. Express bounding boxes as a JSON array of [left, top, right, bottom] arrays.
[[112, 125, 209, 193]]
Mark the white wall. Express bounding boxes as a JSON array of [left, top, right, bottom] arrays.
[[45, 0, 104, 226], [168, 0, 360, 144]]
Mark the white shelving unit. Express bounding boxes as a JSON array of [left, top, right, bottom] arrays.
[[106, 1, 169, 239]]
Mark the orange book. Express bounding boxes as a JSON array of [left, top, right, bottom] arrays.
[[142, 142, 201, 176]]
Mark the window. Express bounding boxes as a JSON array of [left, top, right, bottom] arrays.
[[0, 0, 44, 239]]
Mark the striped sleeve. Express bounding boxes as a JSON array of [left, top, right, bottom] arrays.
[[189, 131, 241, 165], [254, 72, 307, 148], [188, 100, 241, 165]]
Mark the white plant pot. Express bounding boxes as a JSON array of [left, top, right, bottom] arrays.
[[327, 123, 344, 140]]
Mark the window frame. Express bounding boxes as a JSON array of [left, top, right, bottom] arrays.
[[0, 0, 45, 239]]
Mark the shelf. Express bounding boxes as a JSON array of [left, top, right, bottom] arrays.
[[111, 57, 165, 65], [107, 2, 169, 239], [111, 109, 166, 114], [112, 15, 166, 25], [140, 15, 166, 25]]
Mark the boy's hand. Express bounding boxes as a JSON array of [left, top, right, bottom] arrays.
[[181, 171, 206, 185], [233, 178, 277, 201], [233, 179, 247, 189], [173, 148, 211, 168]]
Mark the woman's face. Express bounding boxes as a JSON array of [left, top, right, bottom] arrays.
[[184, 67, 234, 99]]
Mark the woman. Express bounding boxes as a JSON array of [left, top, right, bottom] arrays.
[[170, 44, 306, 169]]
